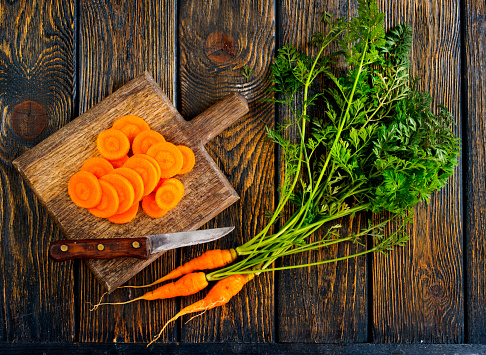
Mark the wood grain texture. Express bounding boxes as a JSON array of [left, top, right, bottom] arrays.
[[373, 0, 463, 343], [13, 75, 246, 293], [77, 0, 178, 343], [276, 0, 368, 343], [178, 0, 275, 342], [464, 0, 486, 343], [0, 0, 75, 342]]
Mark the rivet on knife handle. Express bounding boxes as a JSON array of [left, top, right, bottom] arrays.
[[49, 238, 150, 261]]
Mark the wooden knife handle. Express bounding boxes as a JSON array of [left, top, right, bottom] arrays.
[[49, 238, 150, 261]]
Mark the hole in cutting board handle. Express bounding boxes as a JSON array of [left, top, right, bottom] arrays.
[[189, 92, 249, 145]]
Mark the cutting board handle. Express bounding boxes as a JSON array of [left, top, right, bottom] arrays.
[[189, 92, 249, 145]]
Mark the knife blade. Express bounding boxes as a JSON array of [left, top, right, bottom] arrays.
[[49, 227, 234, 262]]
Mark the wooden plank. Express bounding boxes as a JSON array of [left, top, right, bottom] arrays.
[[78, 0, 177, 343], [464, 0, 486, 343], [0, 0, 75, 342], [178, 0, 275, 342], [2, 343, 486, 355], [0, 1, 75, 342], [373, 0, 463, 342], [276, 0, 368, 343], [13, 74, 246, 292]]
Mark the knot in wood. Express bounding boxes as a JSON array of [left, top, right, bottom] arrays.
[[11, 101, 48, 140], [205, 31, 237, 64]]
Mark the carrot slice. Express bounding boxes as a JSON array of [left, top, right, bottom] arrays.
[[162, 178, 184, 197], [100, 173, 135, 214], [108, 202, 139, 224], [155, 183, 182, 210], [108, 155, 129, 169], [136, 154, 161, 181], [97, 128, 130, 160], [88, 180, 120, 218], [177, 145, 196, 175], [81, 157, 115, 178], [123, 156, 158, 196], [142, 193, 168, 218], [112, 115, 150, 143], [154, 177, 168, 191], [68, 171, 102, 209], [132, 130, 165, 155], [114, 167, 144, 202], [147, 142, 184, 178]]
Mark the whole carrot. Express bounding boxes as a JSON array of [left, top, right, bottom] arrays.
[[148, 273, 254, 346], [90, 272, 208, 310], [122, 248, 238, 289]]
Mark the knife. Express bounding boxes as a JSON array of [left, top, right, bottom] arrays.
[[49, 227, 234, 262]]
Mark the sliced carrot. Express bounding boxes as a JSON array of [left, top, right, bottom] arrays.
[[108, 202, 139, 224], [177, 145, 196, 175], [136, 154, 161, 181], [154, 177, 168, 191], [132, 130, 165, 155], [162, 178, 184, 196], [108, 155, 129, 169], [114, 167, 145, 202], [68, 171, 102, 209], [155, 183, 182, 210], [112, 115, 150, 143], [141, 193, 168, 218], [81, 157, 115, 178], [100, 173, 135, 214], [147, 142, 184, 178], [123, 156, 158, 196], [88, 180, 119, 218], [97, 128, 130, 160]]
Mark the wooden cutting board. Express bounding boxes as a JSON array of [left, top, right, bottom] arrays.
[[12, 72, 248, 292]]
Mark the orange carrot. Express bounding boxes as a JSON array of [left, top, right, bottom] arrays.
[[108, 202, 139, 224], [114, 167, 145, 202], [68, 171, 102, 209], [108, 154, 129, 169], [97, 128, 130, 160], [147, 142, 184, 178], [100, 173, 135, 214], [137, 154, 162, 181], [148, 273, 254, 346], [132, 130, 165, 155], [123, 155, 158, 195], [154, 177, 168, 191], [154, 183, 182, 210], [177, 145, 196, 175], [162, 178, 184, 196], [88, 180, 120, 218], [112, 115, 150, 143], [91, 272, 209, 311], [141, 193, 168, 218], [122, 248, 237, 289], [81, 157, 114, 178]]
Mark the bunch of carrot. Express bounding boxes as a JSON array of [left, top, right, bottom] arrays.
[[90, 247, 254, 346], [68, 114, 196, 223]]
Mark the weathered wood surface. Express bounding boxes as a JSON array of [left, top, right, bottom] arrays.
[[0, 0, 76, 342], [13, 74, 246, 292], [276, 0, 368, 343], [178, 0, 275, 342], [373, 0, 463, 343], [464, 0, 486, 344], [0, 0, 482, 349]]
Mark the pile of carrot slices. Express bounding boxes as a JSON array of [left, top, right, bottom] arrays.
[[68, 114, 196, 224]]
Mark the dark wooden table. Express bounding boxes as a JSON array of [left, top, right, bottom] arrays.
[[1, 0, 485, 354]]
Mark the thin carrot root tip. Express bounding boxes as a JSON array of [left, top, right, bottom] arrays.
[[89, 292, 109, 311], [147, 273, 254, 347]]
